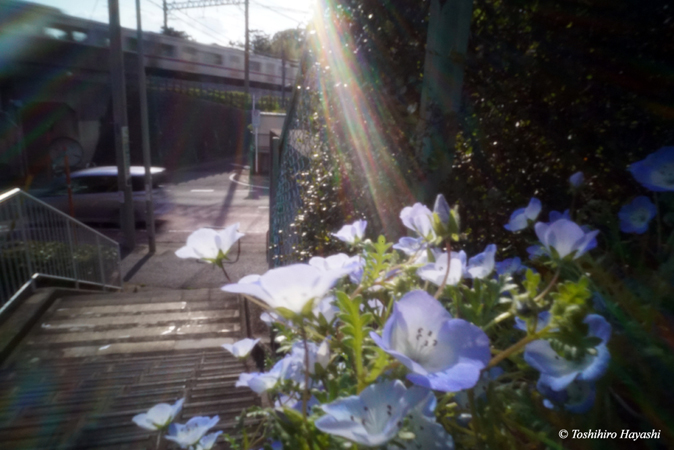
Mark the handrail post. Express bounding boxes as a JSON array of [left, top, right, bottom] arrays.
[[15, 196, 35, 293], [96, 234, 106, 290], [65, 221, 79, 289]]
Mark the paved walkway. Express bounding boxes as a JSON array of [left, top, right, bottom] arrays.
[[0, 288, 260, 449]]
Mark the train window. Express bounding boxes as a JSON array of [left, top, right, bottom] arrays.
[[184, 47, 197, 55], [204, 52, 223, 65], [72, 31, 88, 42], [229, 55, 241, 64], [44, 27, 68, 40], [266, 63, 276, 74], [160, 44, 175, 57], [250, 61, 261, 72]]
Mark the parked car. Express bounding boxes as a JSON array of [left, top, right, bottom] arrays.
[[32, 166, 173, 225]]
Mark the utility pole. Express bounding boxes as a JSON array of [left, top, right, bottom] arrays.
[[163, 0, 168, 30], [244, 0, 250, 96], [137, 0, 156, 253], [108, 0, 136, 249], [281, 48, 286, 107], [418, 0, 474, 202]]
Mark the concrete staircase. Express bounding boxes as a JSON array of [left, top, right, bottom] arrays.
[[0, 288, 260, 449]]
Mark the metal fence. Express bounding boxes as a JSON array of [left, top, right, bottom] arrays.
[[268, 57, 352, 267], [0, 188, 122, 312], [146, 76, 290, 112]]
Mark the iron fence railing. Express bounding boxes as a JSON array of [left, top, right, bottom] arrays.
[[146, 76, 291, 112], [0, 188, 122, 313]]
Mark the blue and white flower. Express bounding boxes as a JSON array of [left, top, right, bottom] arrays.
[[165, 416, 220, 449], [504, 198, 541, 232], [537, 379, 596, 414], [495, 257, 523, 276], [371, 290, 491, 392], [235, 365, 283, 394], [313, 295, 339, 323], [569, 171, 584, 188], [534, 219, 599, 260], [309, 253, 363, 283], [548, 210, 571, 223], [393, 236, 426, 256], [400, 203, 437, 241], [314, 380, 428, 447], [466, 244, 497, 279], [222, 338, 259, 359], [618, 196, 657, 234], [175, 224, 244, 263], [389, 389, 454, 450], [194, 431, 223, 450], [222, 264, 349, 315], [629, 146, 674, 192], [332, 220, 367, 244], [417, 251, 466, 286], [132, 398, 184, 431], [524, 314, 611, 391]]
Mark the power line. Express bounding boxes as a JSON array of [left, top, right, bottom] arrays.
[[146, 0, 231, 43], [251, 1, 304, 23]]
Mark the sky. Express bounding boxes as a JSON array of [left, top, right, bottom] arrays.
[[27, 0, 315, 47]]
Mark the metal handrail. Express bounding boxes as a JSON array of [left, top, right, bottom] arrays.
[[0, 188, 122, 313]]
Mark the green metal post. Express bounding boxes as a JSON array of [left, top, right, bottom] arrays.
[[419, 0, 474, 201]]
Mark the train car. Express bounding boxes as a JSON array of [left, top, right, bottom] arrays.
[[2, 1, 298, 89], [0, 1, 297, 186]]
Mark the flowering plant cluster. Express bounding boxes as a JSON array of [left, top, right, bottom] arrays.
[[134, 147, 674, 449]]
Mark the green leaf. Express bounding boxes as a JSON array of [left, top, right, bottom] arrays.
[[524, 269, 541, 298], [365, 347, 390, 383], [335, 291, 368, 391]]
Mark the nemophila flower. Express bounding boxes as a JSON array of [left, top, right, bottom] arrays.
[[332, 219, 367, 244], [569, 171, 584, 188], [400, 203, 437, 241], [175, 224, 244, 263], [389, 389, 454, 450], [535, 219, 599, 260], [549, 209, 571, 223], [222, 338, 259, 359], [165, 416, 220, 449], [222, 264, 349, 315], [309, 253, 363, 283], [132, 398, 184, 430], [235, 368, 281, 394], [618, 196, 656, 234], [371, 290, 491, 392], [393, 236, 426, 256], [194, 431, 223, 450], [524, 314, 611, 391], [417, 251, 466, 286], [314, 380, 428, 447], [466, 244, 497, 279], [629, 146, 674, 191], [281, 341, 330, 385], [537, 379, 596, 414], [313, 295, 339, 323], [495, 257, 523, 276], [504, 198, 541, 232], [514, 311, 552, 333], [361, 299, 385, 316]]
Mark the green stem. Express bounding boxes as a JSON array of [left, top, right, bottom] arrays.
[[482, 311, 513, 331], [486, 326, 551, 369], [468, 389, 483, 449], [533, 268, 561, 304]]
